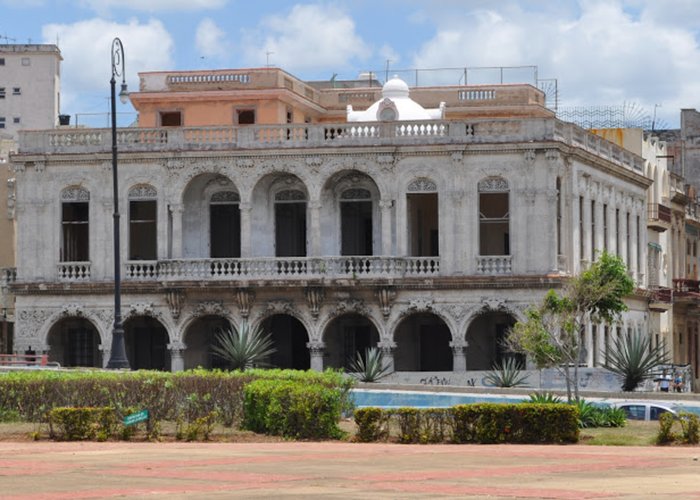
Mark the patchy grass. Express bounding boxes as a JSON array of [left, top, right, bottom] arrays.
[[579, 420, 658, 446]]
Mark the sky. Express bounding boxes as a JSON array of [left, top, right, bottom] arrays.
[[1, 0, 699, 128]]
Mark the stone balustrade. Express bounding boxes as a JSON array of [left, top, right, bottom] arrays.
[[57, 262, 91, 281], [476, 255, 512, 275], [16, 118, 645, 174], [0, 267, 16, 285], [121, 256, 440, 282]]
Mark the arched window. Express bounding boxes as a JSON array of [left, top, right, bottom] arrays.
[[210, 190, 240, 258], [60, 187, 90, 262], [275, 189, 307, 257], [478, 177, 509, 256], [128, 185, 157, 260], [407, 178, 439, 256], [340, 188, 373, 256]]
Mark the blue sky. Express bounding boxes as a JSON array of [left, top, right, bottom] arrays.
[[1, 0, 699, 127]]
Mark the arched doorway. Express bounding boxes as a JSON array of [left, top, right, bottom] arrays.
[[47, 317, 102, 367], [183, 315, 231, 369], [465, 311, 520, 370], [323, 314, 379, 369], [394, 313, 452, 371], [261, 314, 310, 369], [124, 316, 170, 371]]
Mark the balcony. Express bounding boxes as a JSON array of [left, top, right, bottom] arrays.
[[648, 286, 672, 312], [0, 267, 16, 286], [647, 203, 671, 232], [122, 256, 441, 282], [57, 262, 91, 281]]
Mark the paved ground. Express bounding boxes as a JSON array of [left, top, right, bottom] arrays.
[[1, 441, 700, 499]]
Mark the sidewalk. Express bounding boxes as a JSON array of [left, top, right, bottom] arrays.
[[1, 441, 699, 498]]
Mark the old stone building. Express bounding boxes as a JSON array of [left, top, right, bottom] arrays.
[[7, 67, 658, 385]]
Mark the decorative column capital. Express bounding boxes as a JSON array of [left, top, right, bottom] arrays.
[[306, 341, 325, 355]]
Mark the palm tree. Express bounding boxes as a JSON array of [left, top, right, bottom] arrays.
[[211, 321, 276, 371], [605, 330, 670, 391]]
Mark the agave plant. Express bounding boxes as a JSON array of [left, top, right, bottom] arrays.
[[211, 321, 276, 371], [528, 392, 563, 404], [348, 347, 392, 382], [484, 357, 529, 388], [605, 331, 670, 391]]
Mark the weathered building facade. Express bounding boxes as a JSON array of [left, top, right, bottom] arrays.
[[7, 68, 659, 385]]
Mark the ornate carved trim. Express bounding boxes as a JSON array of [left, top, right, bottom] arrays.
[[275, 189, 307, 201], [375, 287, 395, 317], [266, 300, 294, 315], [61, 186, 90, 202], [193, 300, 228, 317], [165, 289, 185, 320], [341, 188, 372, 200], [211, 190, 240, 203], [407, 177, 437, 192], [305, 287, 324, 319], [477, 177, 509, 192], [128, 184, 157, 200], [235, 289, 255, 318], [481, 296, 506, 311]]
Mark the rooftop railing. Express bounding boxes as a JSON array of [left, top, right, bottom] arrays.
[[16, 118, 645, 174]]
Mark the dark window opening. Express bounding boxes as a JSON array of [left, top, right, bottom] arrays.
[[210, 203, 241, 258], [160, 111, 182, 127], [275, 202, 307, 257], [479, 192, 509, 256], [129, 200, 157, 260], [341, 201, 373, 256], [237, 109, 255, 125], [61, 202, 89, 262], [407, 193, 439, 256]]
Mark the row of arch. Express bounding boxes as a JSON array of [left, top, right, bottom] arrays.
[[44, 310, 519, 372]]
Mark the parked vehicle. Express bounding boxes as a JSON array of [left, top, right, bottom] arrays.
[[611, 401, 677, 421]]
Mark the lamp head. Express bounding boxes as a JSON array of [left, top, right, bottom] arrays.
[[119, 82, 129, 104]]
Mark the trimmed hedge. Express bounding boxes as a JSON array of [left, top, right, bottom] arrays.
[[0, 368, 353, 439], [354, 403, 579, 444], [243, 378, 345, 439]]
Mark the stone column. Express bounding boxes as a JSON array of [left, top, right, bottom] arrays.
[[572, 190, 581, 273], [619, 208, 628, 269], [584, 323, 593, 367], [168, 342, 185, 372], [100, 347, 111, 368], [377, 340, 396, 373], [449, 340, 467, 372], [595, 199, 604, 260], [582, 195, 592, 265], [239, 202, 252, 258], [308, 201, 321, 256], [379, 199, 393, 256], [607, 203, 617, 256], [307, 341, 325, 372], [170, 203, 184, 259], [630, 209, 639, 283]]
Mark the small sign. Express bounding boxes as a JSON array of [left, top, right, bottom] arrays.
[[123, 409, 149, 426]]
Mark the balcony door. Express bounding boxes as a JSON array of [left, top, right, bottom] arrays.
[[209, 191, 240, 258], [341, 189, 373, 256], [275, 190, 307, 257]]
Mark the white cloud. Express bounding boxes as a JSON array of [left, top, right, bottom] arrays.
[[195, 18, 230, 59], [79, 0, 226, 13], [410, 0, 700, 126], [242, 4, 371, 72], [42, 18, 174, 114]]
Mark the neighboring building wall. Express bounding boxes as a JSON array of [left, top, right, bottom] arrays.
[[0, 44, 62, 139]]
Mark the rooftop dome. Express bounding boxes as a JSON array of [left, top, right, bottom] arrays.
[[346, 76, 445, 123]]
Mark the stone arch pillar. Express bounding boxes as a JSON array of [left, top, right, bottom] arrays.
[[307, 340, 325, 371]]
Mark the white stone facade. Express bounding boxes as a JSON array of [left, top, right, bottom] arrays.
[[9, 113, 652, 378]]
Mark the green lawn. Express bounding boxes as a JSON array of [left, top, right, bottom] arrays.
[[579, 420, 659, 446]]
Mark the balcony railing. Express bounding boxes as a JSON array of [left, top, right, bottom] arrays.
[[16, 119, 645, 173], [123, 256, 441, 282], [648, 203, 671, 232], [57, 262, 91, 281], [0, 267, 16, 286], [476, 255, 512, 275]]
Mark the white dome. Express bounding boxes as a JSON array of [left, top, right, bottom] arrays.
[[382, 76, 409, 98], [346, 76, 445, 123]]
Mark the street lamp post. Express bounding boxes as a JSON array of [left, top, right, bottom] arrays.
[[106, 37, 130, 369]]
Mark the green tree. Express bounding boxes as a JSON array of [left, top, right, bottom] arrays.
[[508, 252, 634, 401], [211, 321, 276, 371]]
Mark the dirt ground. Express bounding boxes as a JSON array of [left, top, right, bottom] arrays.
[[1, 439, 700, 499]]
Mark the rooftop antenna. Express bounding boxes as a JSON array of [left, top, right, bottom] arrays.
[[265, 51, 274, 67], [385, 59, 391, 82], [652, 104, 661, 132], [330, 73, 337, 88], [0, 34, 17, 44]]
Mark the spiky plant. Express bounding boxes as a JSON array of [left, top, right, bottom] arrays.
[[528, 392, 563, 404], [605, 331, 670, 391], [211, 321, 276, 371], [348, 347, 392, 382], [484, 357, 529, 388]]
